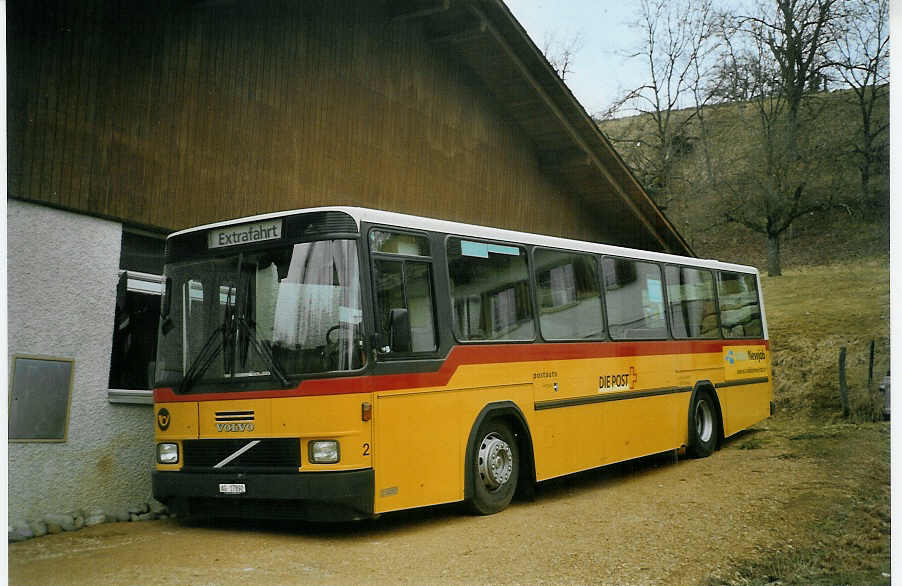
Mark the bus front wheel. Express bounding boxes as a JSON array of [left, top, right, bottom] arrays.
[[469, 420, 519, 515], [688, 391, 718, 458]]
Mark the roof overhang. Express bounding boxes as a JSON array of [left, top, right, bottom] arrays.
[[389, 0, 694, 256]]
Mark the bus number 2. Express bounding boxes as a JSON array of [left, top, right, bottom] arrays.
[[363, 443, 370, 456]]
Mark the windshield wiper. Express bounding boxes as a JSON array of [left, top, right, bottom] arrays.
[[233, 315, 291, 388], [177, 326, 224, 394], [176, 317, 289, 392], [226, 254, 291, 388]]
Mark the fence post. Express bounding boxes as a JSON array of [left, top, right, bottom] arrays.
[[839, 346, 849, 417], [868, 339, 875, 387]]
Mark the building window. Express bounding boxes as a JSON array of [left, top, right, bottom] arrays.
[[108, 230, 165, 396]]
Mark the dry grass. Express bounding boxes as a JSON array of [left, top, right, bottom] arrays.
[[760, 258, 890, 420], [705, 416, 891, 585]]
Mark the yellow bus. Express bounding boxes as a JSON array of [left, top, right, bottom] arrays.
[[152, 207, 772, 520]]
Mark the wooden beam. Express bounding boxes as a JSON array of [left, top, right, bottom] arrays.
[[429, 18, 487, 46], [538, 149, 592, 171], [502, 97, 542, 110], [391, 0, 450, 22]]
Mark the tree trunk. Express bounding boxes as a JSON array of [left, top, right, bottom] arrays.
[[767, 233, 782, 277], [860, 157, 871, 204], [839, 346, 849, 417]]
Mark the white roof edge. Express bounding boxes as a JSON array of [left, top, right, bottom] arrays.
[[168, 206, 760, 275]]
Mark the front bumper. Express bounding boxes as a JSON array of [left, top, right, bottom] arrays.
[[153, 468, 375, 522]]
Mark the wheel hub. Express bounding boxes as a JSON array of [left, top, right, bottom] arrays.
[[477, 433, 513, 490], [696, 400, 714, 443]]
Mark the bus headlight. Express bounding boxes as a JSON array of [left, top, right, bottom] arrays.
[[309, 440, 340, 464], [157, 442, 179, 464]]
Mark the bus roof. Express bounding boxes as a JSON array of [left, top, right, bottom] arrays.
[[168, 206, 760, 277]]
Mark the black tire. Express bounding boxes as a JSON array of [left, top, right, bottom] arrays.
[[688, 391, 718, 458], [469, 419, 519, 515]]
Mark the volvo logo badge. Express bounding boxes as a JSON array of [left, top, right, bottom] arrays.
[[216, 423, 255, 432]]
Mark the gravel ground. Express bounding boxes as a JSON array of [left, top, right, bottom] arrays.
[[6, 419, 852, 585]]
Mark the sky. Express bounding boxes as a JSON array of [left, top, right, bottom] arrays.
[[504, 1, 646, 117]]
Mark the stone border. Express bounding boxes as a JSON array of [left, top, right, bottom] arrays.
[[9, 499, 171, 542]]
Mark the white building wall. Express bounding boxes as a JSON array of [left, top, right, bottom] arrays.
[[8, 200, 153, 523]]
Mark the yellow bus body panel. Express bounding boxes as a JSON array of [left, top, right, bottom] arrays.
[[374, 381, 532, 514], [154, 342, 771, 514], [371, 344, 772, 513], [155, 393, 373, 472]]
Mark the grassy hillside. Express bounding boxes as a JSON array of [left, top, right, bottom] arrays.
[[761, 258, 889, 418], [598, 88, 889, 270]]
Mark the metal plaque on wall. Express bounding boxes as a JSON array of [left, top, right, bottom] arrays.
[[8, 355, 75, 442]]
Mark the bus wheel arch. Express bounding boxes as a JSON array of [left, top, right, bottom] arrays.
[[464, 402, 535, 514], [687, 382, 723, 458]]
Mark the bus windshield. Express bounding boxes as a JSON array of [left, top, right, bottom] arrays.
[[155, 239, 365, 390]]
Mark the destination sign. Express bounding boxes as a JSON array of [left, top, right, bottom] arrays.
[[208, 219, 282, 249]]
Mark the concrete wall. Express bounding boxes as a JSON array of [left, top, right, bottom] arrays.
[[8, 200, 153, 523]]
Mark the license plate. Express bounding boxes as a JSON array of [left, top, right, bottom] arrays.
[[219, 483, 246, 495]]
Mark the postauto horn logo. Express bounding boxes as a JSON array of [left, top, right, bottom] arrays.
[[157, 408, 171, 431]]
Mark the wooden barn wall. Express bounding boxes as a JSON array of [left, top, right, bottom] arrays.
[[8, 0, 608, 242]]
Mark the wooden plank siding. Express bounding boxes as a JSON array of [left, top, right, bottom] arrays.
[[8, 0, 616, 243]]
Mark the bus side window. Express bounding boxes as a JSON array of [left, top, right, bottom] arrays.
[[534, 249, 604, 340], [602, 257, 668, 340], [447, 238, 534, 342], [664, 265, 718, 339]]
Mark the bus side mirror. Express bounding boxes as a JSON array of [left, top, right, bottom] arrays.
[[161, 276, 172, 318], [388, 308, 412, 353], [159, 277, 174, 335], [370, 332, 383, 351]]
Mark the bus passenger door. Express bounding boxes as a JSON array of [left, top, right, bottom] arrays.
[[367, 232, 457, 513]]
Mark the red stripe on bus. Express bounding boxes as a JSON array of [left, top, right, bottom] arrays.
[[153, 338, 769, 403]]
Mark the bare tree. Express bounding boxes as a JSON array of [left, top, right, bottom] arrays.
[[828, 0, 889, 206], [602, 0, 718, 211], [714, 0, 840, 276], [541, 31, 584, 82]]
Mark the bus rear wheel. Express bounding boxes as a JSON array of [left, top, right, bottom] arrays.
[[688, 391, 718, 458], [469, 420, 519, 515]]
